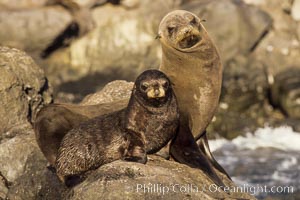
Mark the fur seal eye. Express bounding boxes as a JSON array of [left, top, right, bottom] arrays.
[[162, 81, 169, 89], [140, 83, 149, 91], [190, 16, 197, 25], [167, 25, 176, 35]]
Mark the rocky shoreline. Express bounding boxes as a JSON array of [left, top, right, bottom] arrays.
[[0, 47, 253, 199]]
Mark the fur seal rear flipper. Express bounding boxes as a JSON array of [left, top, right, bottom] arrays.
[[158, 10, 230, 184], [198, 131, 232, 180], [170, 123, 226, 187]]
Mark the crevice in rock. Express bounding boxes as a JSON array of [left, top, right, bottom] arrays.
[[249, 28, 270, 52], [0, 171, 12, 189]]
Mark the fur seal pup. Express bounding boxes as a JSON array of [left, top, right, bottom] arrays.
[[55, 70, 179, 182], [158, 10, 230, 183]]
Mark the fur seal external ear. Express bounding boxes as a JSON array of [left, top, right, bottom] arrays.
[[158, 10, 230, 186], [55, 70, 179, 183]]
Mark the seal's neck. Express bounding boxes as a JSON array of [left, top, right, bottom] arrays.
[[124, 91, 173, 133]]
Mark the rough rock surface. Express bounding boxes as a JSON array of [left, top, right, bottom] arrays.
[[291, 0, 300, 21], [0, 7, 72, 54], [0, 47, 52, 138], [206, 56, 272, 138], [5, 132, 65, 200], [0, 0, 47, 10], [67, 156, 255, 200], [80, 80, 133, 105], [271, 67, 300, 119]]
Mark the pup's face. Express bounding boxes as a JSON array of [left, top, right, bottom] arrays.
[[134, 70, 172, 107]]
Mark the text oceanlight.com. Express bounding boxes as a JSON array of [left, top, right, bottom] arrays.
[[135, 183, 294, 196]]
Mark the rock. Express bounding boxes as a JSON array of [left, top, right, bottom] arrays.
[[0, 132, 39, 183], [0, 0, 47, 10], [6, 132, 65, 200], [182, 0, 272, 62], [298, 24, 300, 40], [207, 56, 271, 139], [67, 156, 255, 200], [271, 67, 300, 119], [0, 6, 72, 54], [243, 0, 266, 5], [120, 0, 140, 8], [252, 0, 300, 75], [0, 47, 52, 138], [0, 173, 8, 200], [292, 0, 300, 21], [80, 80, 133, 105]]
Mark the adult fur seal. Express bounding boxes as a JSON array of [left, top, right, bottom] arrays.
[[55, 70, 179, 182], [158, 10, 230, 183]]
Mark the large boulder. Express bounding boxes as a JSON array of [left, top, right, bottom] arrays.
[[251, 0, 300, 75], [67, 156, 255, 200], [6, 133, 65, 200], [0, 7, 72, 54], [80, 80, 133, 105], [0, 46, 52, 198], [0, 47, 52, 138]]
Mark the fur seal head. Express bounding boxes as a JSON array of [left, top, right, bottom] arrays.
[[158, 10, 205, 52], [132, 70, 173, 109]]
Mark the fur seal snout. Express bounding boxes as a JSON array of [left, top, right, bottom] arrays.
[[55, 70, 179, 183]]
